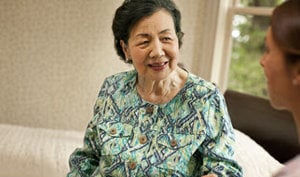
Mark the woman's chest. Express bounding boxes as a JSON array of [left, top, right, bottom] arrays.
[[95, 104, 207, 176]]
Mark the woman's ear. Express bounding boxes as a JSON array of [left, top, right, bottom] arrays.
[[292, 62, 300, 86], [120, 40, 130, 59]]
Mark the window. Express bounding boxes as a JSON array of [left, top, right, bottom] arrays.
[[228, 13, 271, 98], [211, 0, 285, 98]]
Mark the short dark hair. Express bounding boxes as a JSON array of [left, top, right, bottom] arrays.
[[112, 0, 184, 63], [271, 0, 300, 64]]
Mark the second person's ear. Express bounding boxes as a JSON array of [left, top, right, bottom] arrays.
[[292, 61, 300, 86]]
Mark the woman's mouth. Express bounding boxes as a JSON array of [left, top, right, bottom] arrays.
[[148, 62, 168, 71]]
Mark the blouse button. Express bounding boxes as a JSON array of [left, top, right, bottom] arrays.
[[109, 128, 117, 135], [146, 106, 154, 114], [139, 135, 148, 144], [170, 139, 177, 147], [128, 161, 136, 170]]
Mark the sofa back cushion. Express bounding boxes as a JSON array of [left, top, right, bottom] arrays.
[[224, 89, 300, 163]]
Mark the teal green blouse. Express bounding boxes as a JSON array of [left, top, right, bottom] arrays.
[[67, 70, 242, 177]]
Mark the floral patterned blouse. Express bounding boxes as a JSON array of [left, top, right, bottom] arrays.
[[67, 70, 243, 177]]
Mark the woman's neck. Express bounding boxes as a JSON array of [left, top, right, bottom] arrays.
[[137, 76, 175, 96], [136, 68, 187, 104]]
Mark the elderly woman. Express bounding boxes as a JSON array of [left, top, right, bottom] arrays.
[[67, 0, 242, 176], [260, 0, 300, 177]]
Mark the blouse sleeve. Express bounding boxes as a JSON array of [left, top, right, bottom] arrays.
[[198, 88, 243, 177], [66, 110, 101, 177], [66, 85, 108, 177]]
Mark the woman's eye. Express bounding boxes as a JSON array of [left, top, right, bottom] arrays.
[[162, 37, 172, 42], [264, 45, 270, 53], [138, 41, 149, 46]]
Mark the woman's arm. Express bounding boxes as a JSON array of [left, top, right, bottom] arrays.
[[67, 117, 101, 177], [199, 89, 243, 177]]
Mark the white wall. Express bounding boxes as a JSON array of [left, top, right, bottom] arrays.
[[0, 0, 219, 131]]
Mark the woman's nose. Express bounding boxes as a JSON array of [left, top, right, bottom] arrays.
[[149, 39, 165, 59]]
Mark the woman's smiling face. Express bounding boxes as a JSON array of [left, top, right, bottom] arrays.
[[121, 9, 180, 81]]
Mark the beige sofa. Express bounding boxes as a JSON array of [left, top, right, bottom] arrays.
[[0, 122, 282, 177], [0, 124, 83, 177]]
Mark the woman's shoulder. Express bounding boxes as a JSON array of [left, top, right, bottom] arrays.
[[97, 70, 136, 97], [285, 155, 300, 169], [105, 70, 136, 82], [273, 155, 300, 177], [186, 72, 219, 94], [104, 69, 136, 84]]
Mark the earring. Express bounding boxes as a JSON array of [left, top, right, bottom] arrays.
[[126, 58, 132, 63]]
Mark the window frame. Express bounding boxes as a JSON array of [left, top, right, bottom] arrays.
[[210, 0, 274, 92]]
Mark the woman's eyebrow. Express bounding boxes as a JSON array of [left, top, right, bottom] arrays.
[[134, 33, 150, 38], [134, 29, 173, 38], [159, 29, 172, 34]]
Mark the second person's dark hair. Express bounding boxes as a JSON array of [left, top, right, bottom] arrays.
[[271, 0, 300, 64]]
